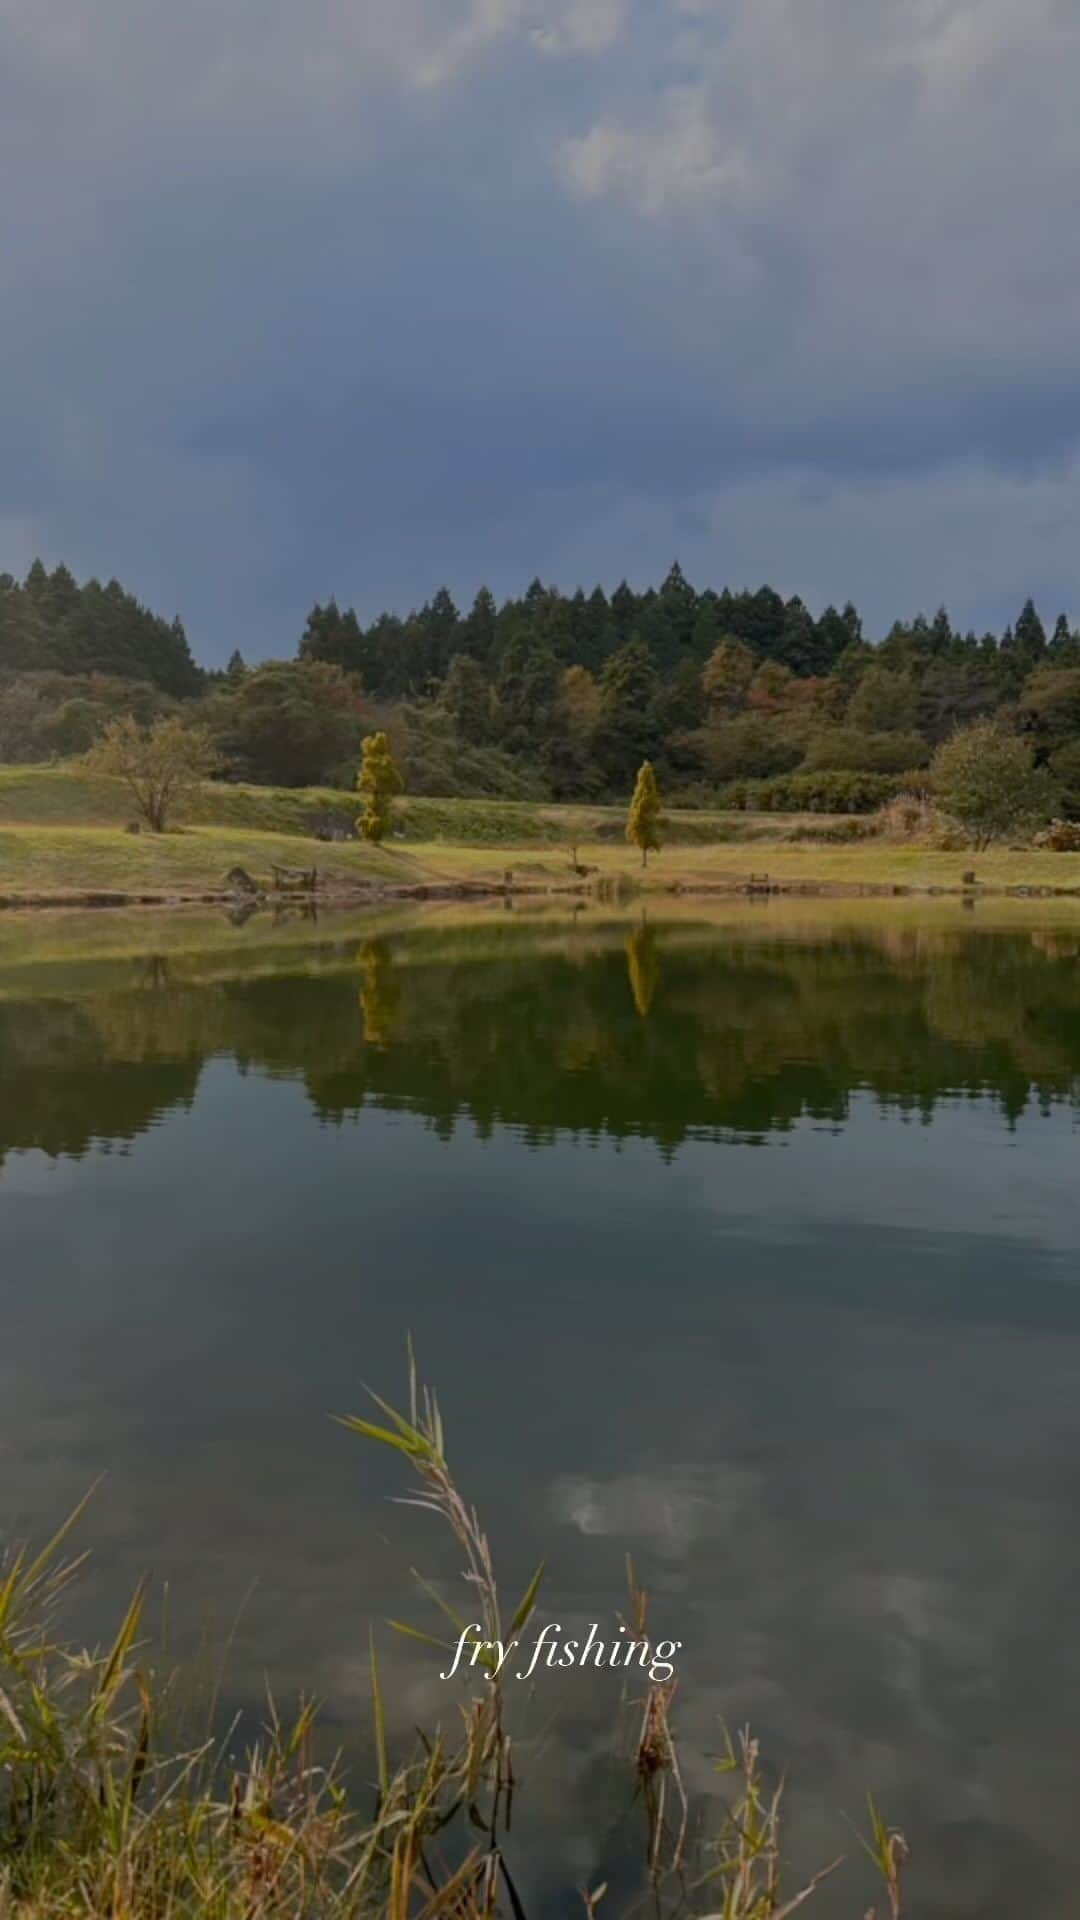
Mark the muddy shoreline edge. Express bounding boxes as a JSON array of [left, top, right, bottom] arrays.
[[6, 875, 1080, 912]]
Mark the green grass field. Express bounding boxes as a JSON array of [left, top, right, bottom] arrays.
[[3, 761, 1080, 901], [0, 822, 435, 895], [0, 764, 814, 846]]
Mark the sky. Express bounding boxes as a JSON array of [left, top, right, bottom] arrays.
[[3, 0, 1080, 666]]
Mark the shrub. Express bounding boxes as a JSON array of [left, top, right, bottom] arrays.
[[845, 665, 919, 733], [721, 770, 904, 814], [0, 671, 173, 765], [1049, 739, 1080, 819], [690, 715, 804, 782], [800, 727, 930, 774], [786, 817, 878, 843], [209, 660, 364, 788], [874, 791, 950, 843], [931, 719, 1057, 849], [1031, 818, 1080, 851]]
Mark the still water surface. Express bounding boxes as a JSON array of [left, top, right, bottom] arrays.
[[3, 900, 1080, 1916]]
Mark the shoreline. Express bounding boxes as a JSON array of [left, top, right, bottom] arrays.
[[7, 872, 1080, 912]]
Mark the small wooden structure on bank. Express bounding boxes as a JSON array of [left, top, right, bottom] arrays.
[[272, 864, 318, 893]]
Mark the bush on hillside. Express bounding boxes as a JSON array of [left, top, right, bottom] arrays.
[[1049, 739, 1080, 819], [0, 671, 174, 764], [206, 661, 364, 788], [721, 770, 911, 813], [373, 701, 548, 801], [686, 715, 804, 782], [931, 719, 1057, 849], [874, 791, 953, 843], [1031, 818, 1080, 851], [800, 726, 930, 774]]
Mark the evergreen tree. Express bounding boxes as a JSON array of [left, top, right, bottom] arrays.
[[610, 580, 638, 645], [690, 595, 721, 661], [651, 656, 704, 737], [643, 562, 697, 667], [598, 638, 660, 786], [816, 603, 862, 665], [299, 600, 365, 676], [548, 665, 605, 799], [492, 626, 559, 757], [775, 597, 826, 675], [1050, 612, 1075, 659], [929, 607, 955, 655], [461, 587, 498, 666], [626, 759, 662, 867], [418, 589, 461, 679], [574, 586, 613, 671], [1014, 597, 1047, 667], [443, 652, 490, 744], [357, 730, 405, 843], [727, 586, 787, 658], [366, 613, 410, 697]]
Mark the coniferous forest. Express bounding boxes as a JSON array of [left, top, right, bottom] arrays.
[[4, 558, 1080, 812]]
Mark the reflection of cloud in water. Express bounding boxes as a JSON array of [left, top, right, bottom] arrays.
[[549, 1464, 757, 1554]]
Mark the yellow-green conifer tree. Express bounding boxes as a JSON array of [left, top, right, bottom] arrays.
[[356, 730, 404, 844], [626, 759, 661, 867]]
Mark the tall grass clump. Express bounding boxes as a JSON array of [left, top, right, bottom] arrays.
[[1, 1361, 908, 1918]]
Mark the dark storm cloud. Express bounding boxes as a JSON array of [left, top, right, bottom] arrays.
[[2, 0, 1079, 658]]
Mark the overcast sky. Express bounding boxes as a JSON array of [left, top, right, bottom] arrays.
[[3, 0, 1079, 663]]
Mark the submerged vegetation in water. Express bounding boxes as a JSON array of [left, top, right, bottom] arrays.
[[0, 1362, 907, 1918]]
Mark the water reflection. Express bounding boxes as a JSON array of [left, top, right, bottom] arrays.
[[2, 905, 1080, 1916], [3, 910, 1080, 1165]]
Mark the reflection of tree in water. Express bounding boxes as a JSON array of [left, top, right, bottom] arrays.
[[625, 922, 659, 1018], [5, 922, 1080, 1160], [0, 997, 202, 1165], [358, 941, 400, 1049]]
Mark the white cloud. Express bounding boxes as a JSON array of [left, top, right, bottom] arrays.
[[3, 0, 1080, 644], [0, 0, 625, 117], [550, 0, 1080, 458], [530, 0, 627, 54], [558, 0, 1080, 232], [559, 86, 750, 215]]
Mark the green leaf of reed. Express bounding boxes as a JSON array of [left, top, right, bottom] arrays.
[[509, 1559, 545, 1635]]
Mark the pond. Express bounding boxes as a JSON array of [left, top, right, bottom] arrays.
[[2, 898, 1080, 1917]]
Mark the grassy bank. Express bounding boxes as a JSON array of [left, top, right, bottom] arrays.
[[6, 822, 1080, 904], [0, 822, 440, 896], [0, 763, 826, 847], [3, 762, 1080, 902], [424, 837, 1080, 893]]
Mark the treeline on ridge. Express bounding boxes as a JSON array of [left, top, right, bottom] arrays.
[[4, 559, 1080, 813]]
